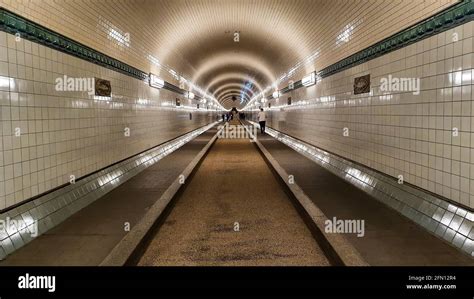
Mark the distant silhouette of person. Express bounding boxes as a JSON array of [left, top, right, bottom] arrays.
[[222, 114, 225, 122], [258, 108, 266, 134]]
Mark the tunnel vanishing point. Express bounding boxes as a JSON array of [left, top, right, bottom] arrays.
[[0, 0, 473, 270]]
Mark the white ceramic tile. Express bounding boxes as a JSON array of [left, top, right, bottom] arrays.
[[263, 21, 474, 209], [0, 32, 218, 209]]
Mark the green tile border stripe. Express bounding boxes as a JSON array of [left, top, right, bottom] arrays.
[[318, 0, 474, 78], [267, 1, 473, 98], [0, 7, 148, 81], [0, 7, 192, 95], [1, 2, 473, 98]]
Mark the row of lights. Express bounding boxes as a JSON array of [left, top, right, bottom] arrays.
[[148, 55, 225, 110], [248, 18, 358, 104], [240, 18, 362, 111], [242, 48, 321, 111], [149, 73, 224, 110], [245, 71, 319, 110]]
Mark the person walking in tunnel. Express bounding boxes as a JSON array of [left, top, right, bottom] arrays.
[[258, 108, 266, 134]]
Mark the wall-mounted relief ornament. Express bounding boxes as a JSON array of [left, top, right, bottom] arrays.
[[94, 78, 111, 97], [354, 74, 370, 95]]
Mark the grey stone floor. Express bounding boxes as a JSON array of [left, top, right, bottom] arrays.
[[258, 133, 474, 266], [0, 129, 218, 266], [138, 128, 330, 266], [4, 122, 471, 266]]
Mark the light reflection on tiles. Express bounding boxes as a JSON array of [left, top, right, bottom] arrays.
[[0, 121, 220, 260], [250, 121, 474, 258]]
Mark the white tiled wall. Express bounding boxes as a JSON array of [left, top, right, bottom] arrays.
[[0, 0, 456, 109], [0, 31, 218, 210], [263, 21, 474, 209]]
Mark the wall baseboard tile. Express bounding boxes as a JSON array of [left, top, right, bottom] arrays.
[[0, 122, 219, 260], [250, 121, 473, 258]]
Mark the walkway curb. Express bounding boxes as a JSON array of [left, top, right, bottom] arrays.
[[245, 124, 368, 266], [100, 126, 222, 266]]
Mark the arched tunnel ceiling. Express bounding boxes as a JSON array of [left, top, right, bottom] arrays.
[[0, 0, 457, 109], [132, 0, 456, 109]]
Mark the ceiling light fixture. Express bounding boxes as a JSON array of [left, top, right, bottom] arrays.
[[302, 72, 316, 87], [149, 73, 164, 89]]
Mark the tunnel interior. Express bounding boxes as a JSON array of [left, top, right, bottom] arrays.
[[0, 0, 473, 272]]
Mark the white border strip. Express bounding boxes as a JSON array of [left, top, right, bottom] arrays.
[[242, 122, 368, 266], [100, 126, 223, 266]]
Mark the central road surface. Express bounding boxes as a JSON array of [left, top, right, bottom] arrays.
[[138, 123, 329, 266]]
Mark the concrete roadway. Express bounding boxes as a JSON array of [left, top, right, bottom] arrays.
[[138, 119, 330, 266]]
